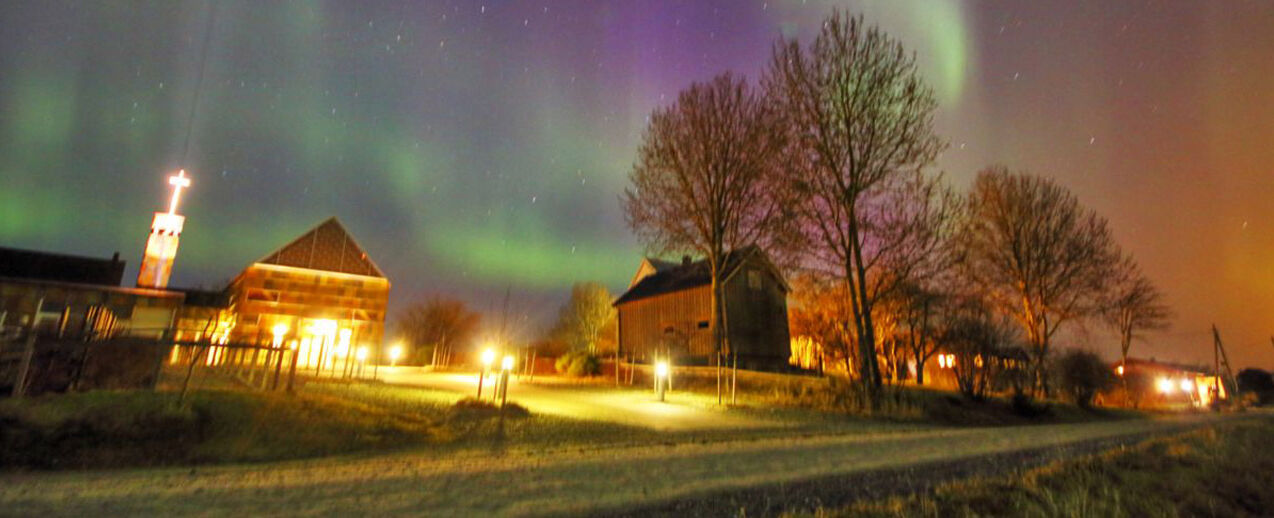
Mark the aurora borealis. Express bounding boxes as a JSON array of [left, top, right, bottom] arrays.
[[2, 1, 1273, 367]]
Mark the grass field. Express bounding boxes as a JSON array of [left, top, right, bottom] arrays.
[[0, 366, 1149, 472], [828, 414, 1274, 517], [0, 388, 442, 469], [612, 365, 1143, 427]]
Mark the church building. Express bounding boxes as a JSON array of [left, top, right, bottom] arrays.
[[216, 217, 390, 367]]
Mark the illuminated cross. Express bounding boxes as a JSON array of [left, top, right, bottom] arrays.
[[167, 169, 191, 214]]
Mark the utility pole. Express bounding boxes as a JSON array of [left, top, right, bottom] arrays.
[[1212, 325, 1221, 410], [1211, 325, 1240, 409]]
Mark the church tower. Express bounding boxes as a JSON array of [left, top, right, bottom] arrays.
[[137, 169, 191, 289]]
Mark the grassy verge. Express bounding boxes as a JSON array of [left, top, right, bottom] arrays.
[[824, 415, 1274, 517], [608, 366, 1142, 427], [0, 389, 440, 470]]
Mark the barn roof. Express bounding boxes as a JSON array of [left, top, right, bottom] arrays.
[[613, 246, 782, 306], [254, 217, 386, 278], [1122, 357, 1215, 376]]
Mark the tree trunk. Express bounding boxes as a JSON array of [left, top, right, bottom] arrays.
[[710, 264, 725, 405], [915, 350, 926, 386]]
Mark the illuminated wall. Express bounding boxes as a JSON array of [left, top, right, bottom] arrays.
[[137, 212, 183, 289], [226, 262, 389, 367]]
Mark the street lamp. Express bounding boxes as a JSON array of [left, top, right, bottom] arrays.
[[356, 346, 369, 378], [388, 343, 403, 366], [654, 360, 670, 402], [477, 347, 495, 399]]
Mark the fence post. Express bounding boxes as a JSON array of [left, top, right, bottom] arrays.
[[150, 334, 171, 391], [286, 347, 300, 394], [12, 331, 37, 398], [12, 296, 44, 398]]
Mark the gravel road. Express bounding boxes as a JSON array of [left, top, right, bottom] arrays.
[[0, 412, 1245, 517]]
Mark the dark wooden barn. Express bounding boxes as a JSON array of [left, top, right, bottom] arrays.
[[613, 247, 790, 369]]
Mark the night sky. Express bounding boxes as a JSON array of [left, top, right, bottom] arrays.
[[1, 1, 1272, 368]]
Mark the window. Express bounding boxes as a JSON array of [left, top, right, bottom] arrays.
[[747, 270, 762, 290], [697, 320, 709, 329]]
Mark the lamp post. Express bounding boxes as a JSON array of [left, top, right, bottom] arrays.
[[499, 355, 514, 407], [477, 347, 495, 399], [654, 360, 670, 402], [356, 346, 369, 378]]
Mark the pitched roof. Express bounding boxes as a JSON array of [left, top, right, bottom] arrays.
[[255, 217, 385, 278], [613, 246, 781, 306], [1122, 357, 1215, 376], [646, 258, 680, 271]]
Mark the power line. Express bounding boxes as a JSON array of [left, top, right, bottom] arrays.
[[181, 2, 219, 163]]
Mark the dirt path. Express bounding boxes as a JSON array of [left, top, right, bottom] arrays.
[[0, 412, 1244, 517]]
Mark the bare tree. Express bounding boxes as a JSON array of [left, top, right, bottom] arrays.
[[894, 281, 944, 386], [882, 177, 962, 386], [623, 72, 789, 403], [1102, 256, 1171, 373], [395, 296, 481, 367], [549, 282, 617, 354], [942, 297, 1020, 401], [959, 166, 1122, 396], [178, 311, 231, 406], [788, 274, 857, 377], [766, 11, 945, 399]]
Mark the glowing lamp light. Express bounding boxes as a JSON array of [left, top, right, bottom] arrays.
[[310, 319, 337, 335], [356, 346, 369, 362], [271, 324, 288, 347], [480, 348, 496, 368], [655, 361, 669, 378], [501, 355, 514, 371], [388, 344, 403, 366], [1156, 377, 1175, 394], [1180, 379, 1194, 393], [1115, 364, 1125, 376]]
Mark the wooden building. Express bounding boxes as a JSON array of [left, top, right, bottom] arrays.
[[1114, 357, 1228, 408], [220, 217, 390, 369], [613, 247, 790, 368]]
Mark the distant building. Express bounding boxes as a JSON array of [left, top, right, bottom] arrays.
[[0, 246, 184, 340], [1116, 357, 1227, 407], [217, 217, 391, 368], [3, 168, 392, 380], [613, 247, 790, 368]]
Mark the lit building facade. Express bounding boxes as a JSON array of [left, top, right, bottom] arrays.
[[1115, 357, 1228, 408], [221, 218, 390, 369]]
